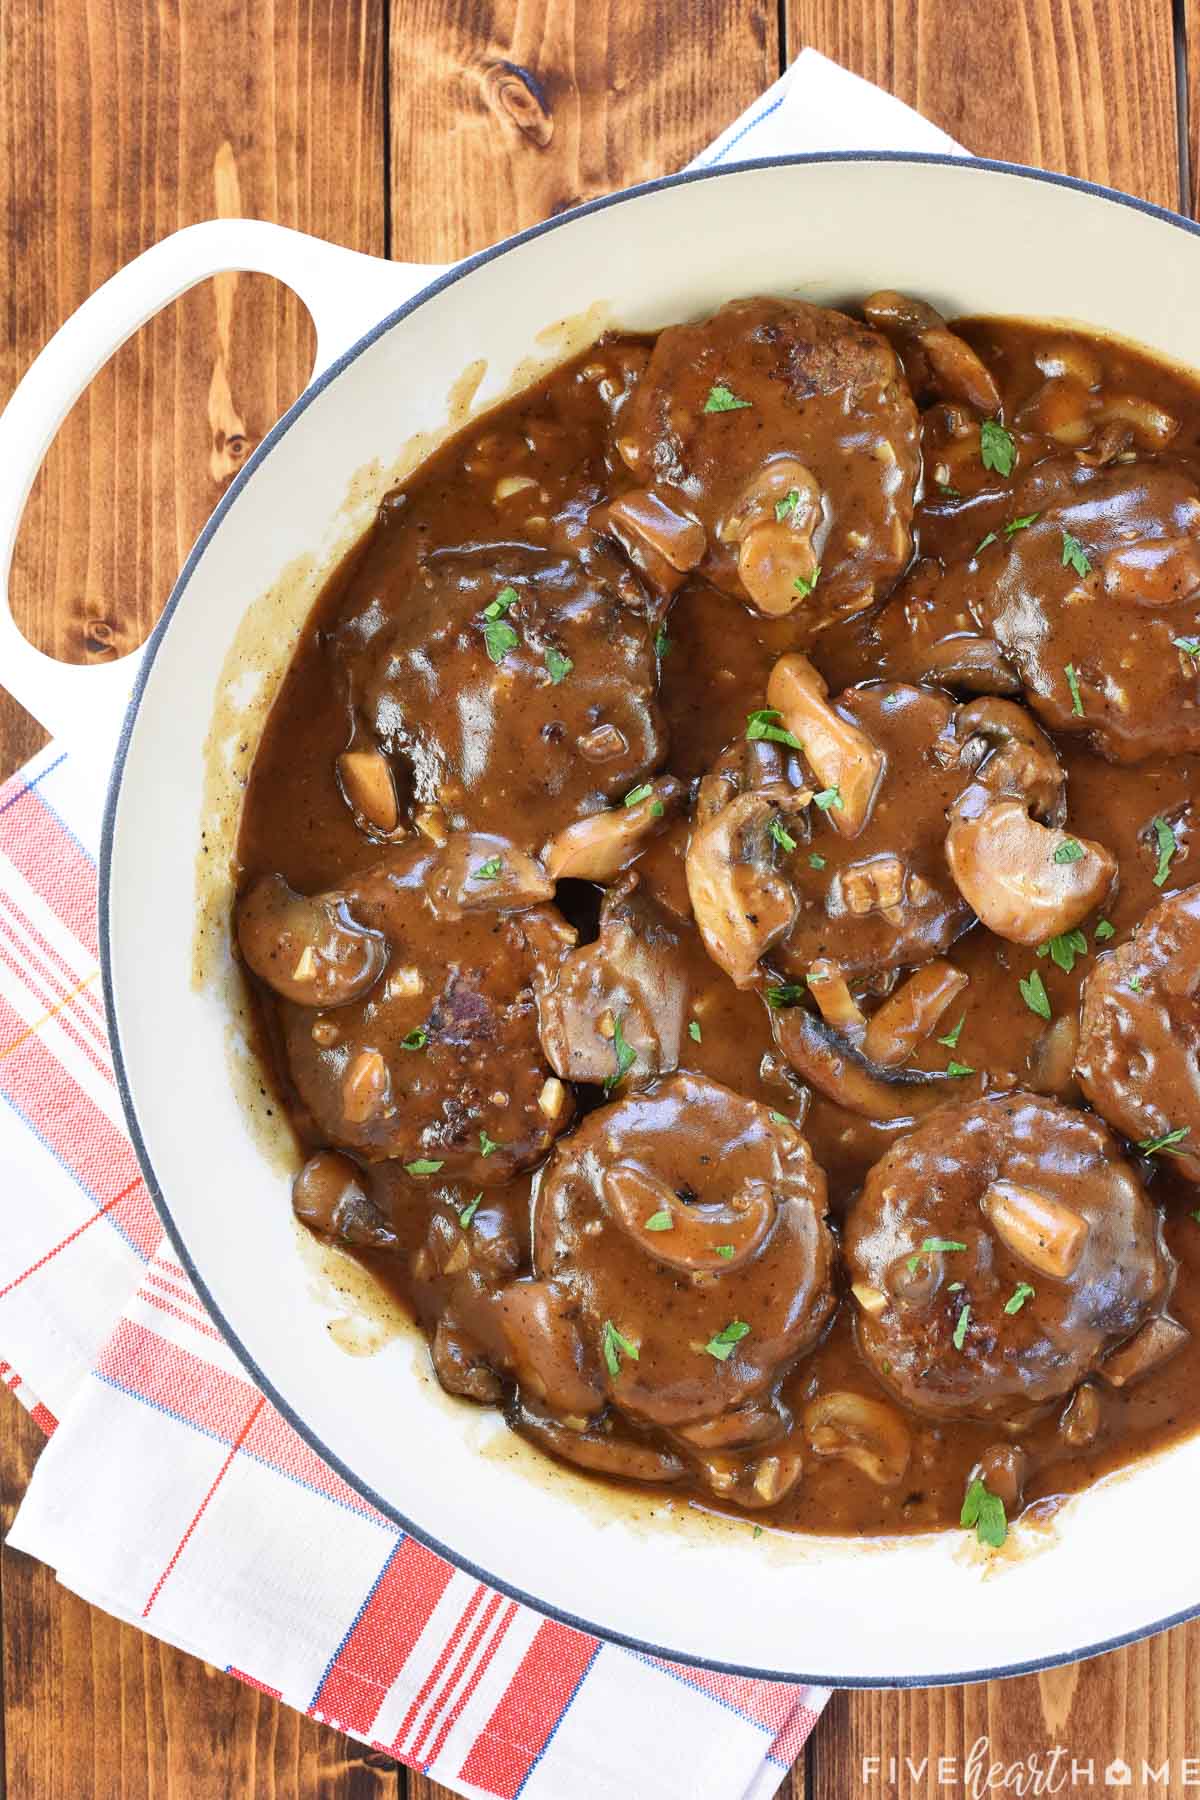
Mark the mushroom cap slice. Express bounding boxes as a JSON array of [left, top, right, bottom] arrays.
[[237, 874, 388, 1008]]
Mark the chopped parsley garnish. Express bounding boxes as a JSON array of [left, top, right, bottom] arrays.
[[946, 1060, 975, 1078], [1061, 529, 1092, 578], [775, 488, 801, 522], [715, 1245, 735, 1260], [753, 1524, 764, 1538], [624, 783, 653, 807], [655, 625, 670, 658], [602, 1320, 640, 1377], [479, 1129, 499, 1158], [399, 1027, 429, 1051], [809, 852, 826, 870], [1004, 1281, 1036, 1315], [1018, 971, 1052, 1020], [459, 1193, 483, 1229], [689, 1020, 702, 1043], [1053, 838, 1084, 864], [644, 1210, 673, 1232], [604, 1014, 637, 1092], [937, 480, 961, 497], [704, 1319, 750, 1362], [974, 531, 998, 556], [746, 708, 802, 749], [1005, 511, 1040, 537], [1038, 927, 1088, 974], [765, 984, 805, 1009], [937, 1016, 965, 1049], [952, 1304, 972, 1351], [770, 816, 797, 852], [1129, 974, 1143, 992], [906, 1237, 966, 1274], [961, 1476, 1007, 1549], [1064, 662, 1085, 716], [544, 646, 573, 684], [1139, 1125, 1190, 1156], [704, 383, 751, 413], [813, 787, 844, 813], [1174, 636, 1200, 663], [473, 856, 504, 882], [1094, 919, 1116, 941], [481, 587, 521, 663], [769, 1111, 789, 1126], [1151, 815, 1178, 888], [793, 565, 821, 600], [980, 419, 1016, 476], [405, 1159, 444, 1176]]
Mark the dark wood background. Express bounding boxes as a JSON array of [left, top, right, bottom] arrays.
[[1, 1, 1197, 1793]]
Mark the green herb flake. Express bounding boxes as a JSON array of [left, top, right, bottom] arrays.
[[1040, 927, 1088, 974], [1018, 971, 1052, 1020], [1151, 815, 1178, 888], [974, 531, 998, 556], [704, 383, 751, 413], [644, 1210, 674, 1232], [544, 646, 573, 684], [752, 1524, 764, 1538], [938, 481, 961, 497], [655, 625, 670, 658], [770, 816, 797, 853], [793, 565, 822, 600], [813, 787, 844, 813], [1065, 662, 1085, 716], [624, 783, 653, 807], [1129, 974, 1143, 993], [479, 1129, 499, 1158], [1061, 529, 1092, 578], [961, 1476, 1008, 1550], [952, 1304, 972, 1351], [1094, 919, 1116, 941], [604, 1013, 637, 1093], [937, 1016, 965, 1050], [980, 419, 1016, 477], [481, 588, 521, 664], [768, 1111, 790, 1127], [946, 1060, 975, 1078], [809, 852, 826, 870], [405, 1159, 444, 1176], [1138, 1125, 1190, 1156], [486, 586, 518, 617], [948, 1281, 965, 1293], [765, 983, 805, 1009], [651, 800, 665, 818], [459, 1192, 483, 1229], [1004, 511, 1040, 538], [1053, 838, 1084, 864], [1173, 636, 1200, 663], [473, 856, 504, 882], [775, 488, 801, 522], [689, 1020, 702, 1043], [703, 1319, 751, 1362], [1004, 1281, 1036, 1315], [715, 1245, 735, 1260], [745, 708, 802, 750], [602, 1320, 640, 1377], [399, 1026, 429, 1051]]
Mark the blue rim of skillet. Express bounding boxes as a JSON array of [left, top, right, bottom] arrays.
[[99, 150, 1200, 1689]]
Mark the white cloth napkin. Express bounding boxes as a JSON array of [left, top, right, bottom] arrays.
[[1, 49, 966, 1800]]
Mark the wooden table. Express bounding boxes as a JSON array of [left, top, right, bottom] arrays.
[[1, 2, 1197, 1793]]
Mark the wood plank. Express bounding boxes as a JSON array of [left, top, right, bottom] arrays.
[[388, 0, 779, 260], [0, 1, 392, 1792], [787, 4, 1197, 1796], [787, 0, 1181, 208]]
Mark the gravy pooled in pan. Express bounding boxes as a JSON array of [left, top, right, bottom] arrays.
[[236, 295, 1200, 1545]]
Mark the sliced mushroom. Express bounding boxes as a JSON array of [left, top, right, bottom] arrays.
[[946, 798, 1116, 946], [686, 786, 810, 989], [541, 776, 683, 882], [1059, 1382, 1103, 1447], [431, 1319, 504, 1404], [497, 1280, 606, 1418], [426, 834, 554, 919], [342, 1048, 390, 1125], [803, 1391, 911, 1486], [772, 1002, 945, 1122], [602, 1160, 776, 1274], [596, 488, 706, 595], [291, 1150, 397, 1249], [766, 654, 884, 837], [805, 960, 867, 1034], [863, 962, 968, 1068], [1027, 1012, 1081, 1100], [336, 748, 402, 838], [693, 1445, 805, 1508], [674, 1396, 786, 1452], [979, 1179, 1089, 1279], [237, 873, 388, 1008], [862, 292, 1000, 413], [514, 1399, 687, 1483], [719, 459, 824, 616], [972, 1442, 1027, 1512], [1100, 1315, 1190, 1388]]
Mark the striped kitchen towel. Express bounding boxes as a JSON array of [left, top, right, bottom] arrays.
[[0, 51, 967, 1797]]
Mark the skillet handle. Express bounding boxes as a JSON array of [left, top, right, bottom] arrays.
[[0, 219, 442, 752]]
